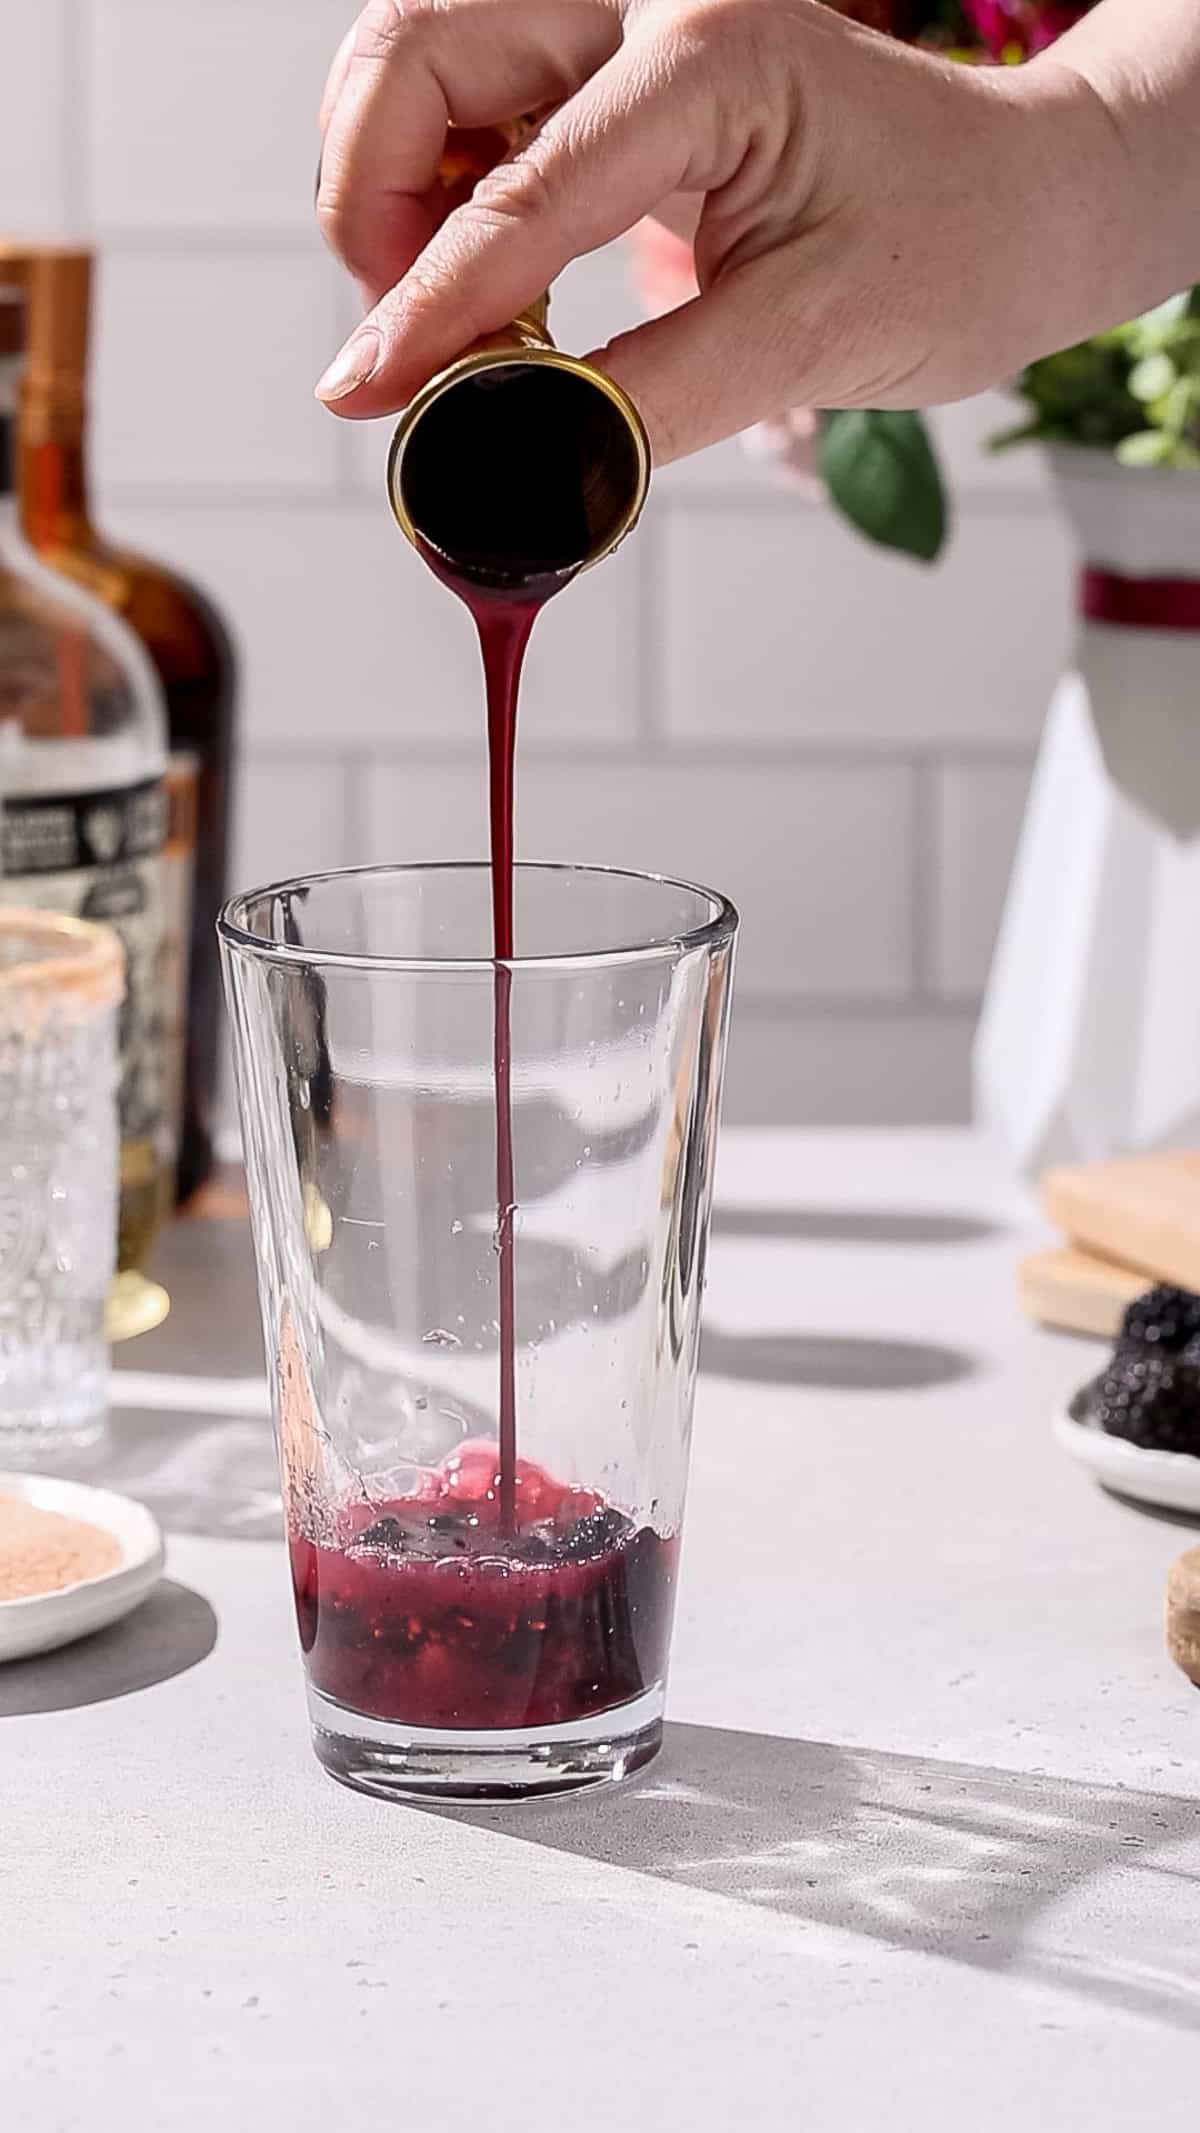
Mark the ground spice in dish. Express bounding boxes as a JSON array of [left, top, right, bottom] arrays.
[[0, 1492, 122, 1600]]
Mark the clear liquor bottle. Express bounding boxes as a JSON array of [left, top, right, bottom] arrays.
[[7, 245, 237, 1205], [0, 283, 171, 1337]]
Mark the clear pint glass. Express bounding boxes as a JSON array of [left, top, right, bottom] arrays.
[[220, 862, 737, 1800]]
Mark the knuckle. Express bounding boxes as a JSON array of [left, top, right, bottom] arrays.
[[671, 0, 761, 57], [351, 0, 435, 62], [315, 183, 347, 249], [315, 155, 350, 234], [469, 151, 558, 230], [315, 179, 372, 279]]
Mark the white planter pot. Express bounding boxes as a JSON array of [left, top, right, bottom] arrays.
[[974, 449, 1200, 1173]]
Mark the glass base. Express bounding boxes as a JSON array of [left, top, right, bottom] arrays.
[[0, 1409, 106, 1468], [307, 1682, 664, 1802], [107, 1271, 171, 1344]]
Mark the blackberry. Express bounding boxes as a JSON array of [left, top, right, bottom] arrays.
[[352, 1511, 476, 1562], [353, 1514, 410, 1555], [551, 1504, 633, 1564], [1119, 1285, 1200, 1353], [1090, 1350, 1200, 1456]]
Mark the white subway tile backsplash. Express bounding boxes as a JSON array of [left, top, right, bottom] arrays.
[[0, 0, 1071, 1127], [661, 498, 1071, 750], [232, 755, 351, 898], [94, 248, 342, 494], [653, 393, 1047, 504], [0, 0, 67, 230], [357, 760, 913, 999], [724, 1008, 974, 1125], [105, 502, 643, 750], [932, 760, 1033, 999], [87, 0, 351, 232], [550, 242, 642, 360]]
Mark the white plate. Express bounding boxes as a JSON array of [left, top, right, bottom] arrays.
[[0, 1473, 165, 1663], [1054, 1401, 1200, 1516]]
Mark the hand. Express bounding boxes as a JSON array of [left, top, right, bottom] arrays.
[[314, 0, 1143, 463]]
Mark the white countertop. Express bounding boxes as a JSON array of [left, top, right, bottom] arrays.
[[4, 1130, 1199, 2130]]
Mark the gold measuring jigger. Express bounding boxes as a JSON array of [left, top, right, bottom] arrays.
[[386, 294, 650, 589], [382, 121, 650, 589]]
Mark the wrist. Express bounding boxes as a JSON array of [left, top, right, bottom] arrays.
[[1012, 52, 1183, 348]]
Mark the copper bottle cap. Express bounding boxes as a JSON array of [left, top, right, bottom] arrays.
[[0, 246, 92, 408]]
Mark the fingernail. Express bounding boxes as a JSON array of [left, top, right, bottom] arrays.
[[315, 326, 381, 403]]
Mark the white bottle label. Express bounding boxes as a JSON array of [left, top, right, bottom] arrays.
[[1, 775, 169, 1148]]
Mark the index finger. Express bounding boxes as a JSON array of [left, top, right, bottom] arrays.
[[318, 7, 448, 299], [317, 0, 622, 301]]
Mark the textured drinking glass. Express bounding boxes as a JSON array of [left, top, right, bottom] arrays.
[[0, 908, 123, 1458], [221, 863, 737, 1800]]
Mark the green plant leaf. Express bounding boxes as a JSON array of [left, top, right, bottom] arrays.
[[1129, 353, 1177, 404], [1131, 292, 1194, 351], [1116, 430, 1176, 467], [819, 410, 947, 563]]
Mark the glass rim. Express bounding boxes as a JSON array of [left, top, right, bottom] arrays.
[[0, 906, 125, 1007], [218, 860, 739, 976]]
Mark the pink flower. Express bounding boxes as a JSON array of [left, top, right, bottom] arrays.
[[627, 218, 698, 318], [961, 1, 1089, 57], [742, 409, 826, 500]]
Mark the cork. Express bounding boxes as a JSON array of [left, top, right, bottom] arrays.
[[1166, 1545, 1200, 1688]]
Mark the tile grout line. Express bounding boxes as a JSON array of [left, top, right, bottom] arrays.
[[101, 476, 1053, 519], [327, 263, 360, 505], [341, 755, 371, 869], [237, 738, 1038, 771], [59, 0, 89, 233], [632, 503, 662, 757], [908, 754, 937, 1006], [729, 994, 981, 1021], [83, 228, 336, 256]]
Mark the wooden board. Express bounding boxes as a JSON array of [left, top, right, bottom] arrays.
[[1017, 1247, 1147, 1339], [1167, 1546, 1200, 1689], [1041, 1152, 1200, 1294]]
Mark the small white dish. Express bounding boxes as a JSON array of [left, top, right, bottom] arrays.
[[0, 1472, 165, 1663], [1054, 1399, 1200, 1516]]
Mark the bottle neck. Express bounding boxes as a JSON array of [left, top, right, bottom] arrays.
[[17, 393, 92, 549]]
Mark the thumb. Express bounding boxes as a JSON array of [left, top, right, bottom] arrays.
[[594, 252, 808, 464], [315, 45, 695, 418]]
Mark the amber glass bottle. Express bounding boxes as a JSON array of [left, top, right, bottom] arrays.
[[6, 246, 237, 1204]]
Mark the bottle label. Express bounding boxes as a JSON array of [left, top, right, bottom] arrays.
[[1, 775, 170, 1147]]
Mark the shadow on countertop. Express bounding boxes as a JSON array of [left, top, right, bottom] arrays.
[[75, 1408, 282, 1542], [701, 1329, 976, 1391], [703, 1202, 988, 1388], [0, 1579, 217, 1716], [112, 1213, 264, 1382], [427, 1720, 1200, 2032]]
